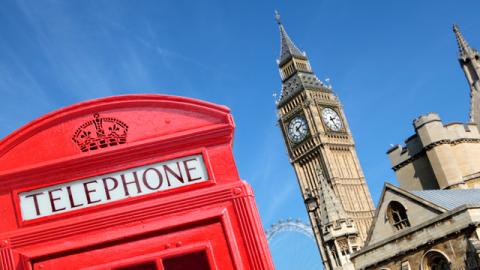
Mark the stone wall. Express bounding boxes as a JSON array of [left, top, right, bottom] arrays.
[[352, 207, 480, 269], [370, 231, 480, 270], [387, 113, 480, 190]]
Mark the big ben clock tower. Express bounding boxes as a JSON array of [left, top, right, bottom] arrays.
[[274, 13, 375, 269]]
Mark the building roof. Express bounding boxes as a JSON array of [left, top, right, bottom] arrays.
[[412, 189, 480, 210], [277, 71, 330, 106], [358, 183, 480, 263], [275, 11, 307, 66], [274, 12, 332, 107]]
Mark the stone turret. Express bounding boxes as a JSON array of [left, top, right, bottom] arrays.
[[388, 113, 480, 190]]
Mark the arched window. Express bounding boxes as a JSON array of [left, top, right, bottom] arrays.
[[386, 201, 410, 230], [423, 250, 450, 270]]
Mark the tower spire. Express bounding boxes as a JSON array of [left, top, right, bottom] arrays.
[[274, 12, 328, 106], [315, 169, 359, 270], [317, 169, 348, 225], [453, 24, 477, 60], [453, 24, 480, 125], [275, 11, 307, 66]]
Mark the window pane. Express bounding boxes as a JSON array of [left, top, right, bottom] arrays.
[[163, 251, 211, 270], [114, 261, 157, 270]]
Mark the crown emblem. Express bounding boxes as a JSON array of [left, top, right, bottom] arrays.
[[72, 113, 129, 152]]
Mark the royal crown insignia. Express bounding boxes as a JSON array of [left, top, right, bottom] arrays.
[[72, 113, 129, 152]]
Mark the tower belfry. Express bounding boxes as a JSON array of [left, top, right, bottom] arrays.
[[454, 24, 480, 125], [273, 12, 375, 270]]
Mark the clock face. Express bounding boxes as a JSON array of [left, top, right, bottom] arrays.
[[321, 108, 343, 131], [287, 116, 309, 143]]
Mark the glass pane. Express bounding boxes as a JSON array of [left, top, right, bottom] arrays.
[[163, 251, 211, 270], [114, 261, 157, 270]]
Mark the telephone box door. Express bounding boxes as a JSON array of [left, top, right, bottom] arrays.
[[32, 220, 236, 270]]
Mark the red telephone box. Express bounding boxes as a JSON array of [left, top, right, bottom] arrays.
[[0, 95, 274, 270]]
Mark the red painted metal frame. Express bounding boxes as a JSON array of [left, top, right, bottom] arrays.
[[0, 94, 274, 270]]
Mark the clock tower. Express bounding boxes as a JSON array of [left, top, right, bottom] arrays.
[[274, 13, 375, 269]]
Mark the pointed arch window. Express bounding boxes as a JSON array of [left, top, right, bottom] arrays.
[[386, 201, 410, 230], [422, 250, 450, 270]]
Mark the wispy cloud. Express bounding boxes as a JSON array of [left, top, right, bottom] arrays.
[[240, 123, 299, 225], [13, 0, 117, 99], [263, 181, 297, 224]]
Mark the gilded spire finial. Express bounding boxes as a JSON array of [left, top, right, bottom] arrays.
[[275, 10, 281, 25]]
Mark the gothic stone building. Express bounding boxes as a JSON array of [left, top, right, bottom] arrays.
[[351, 25, 480, 270], [387, 25, 480, 192], [387, 112, 480, 191], [351, 183, 480, 270]]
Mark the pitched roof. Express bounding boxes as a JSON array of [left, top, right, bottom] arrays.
[[277, 71, 330, 106], [275, 11, 307, 66], [412, 189, 480, 210], [364, 183, 446, 245], [361, 183, 480, 256]]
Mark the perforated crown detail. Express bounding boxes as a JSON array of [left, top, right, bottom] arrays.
[[72, 113, 128, 152]]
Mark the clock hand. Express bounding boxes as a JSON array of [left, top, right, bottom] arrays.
[[330, 116, 340, 129], [329, 117, 336, 126]]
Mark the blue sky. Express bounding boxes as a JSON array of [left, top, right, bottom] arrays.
[[1, 0, 480, 268]]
